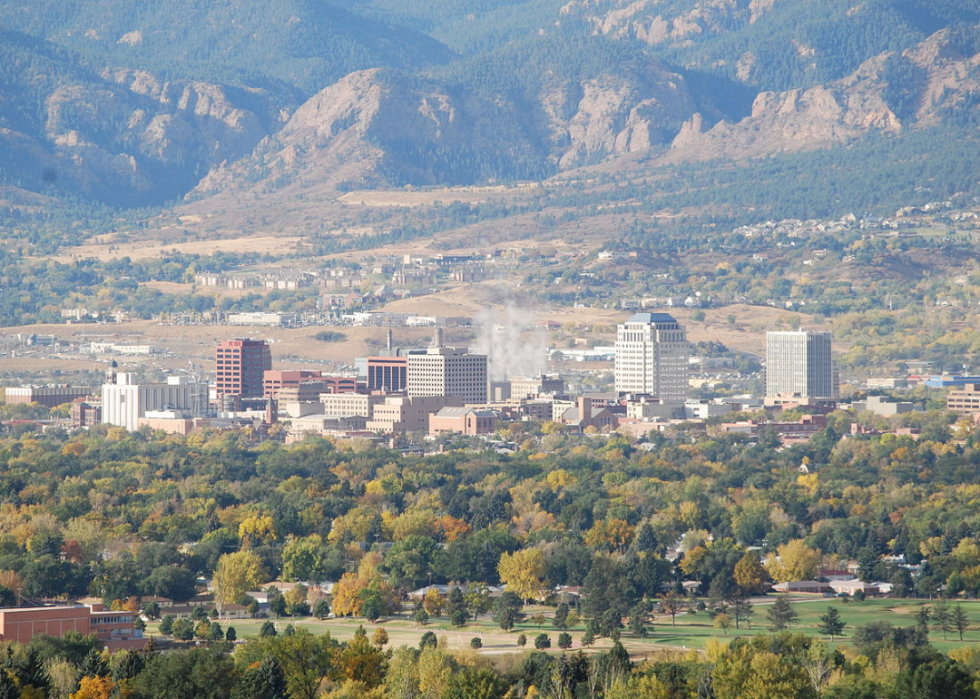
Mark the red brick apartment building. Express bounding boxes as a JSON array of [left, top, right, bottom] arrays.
[[0, 606, 145, 650]]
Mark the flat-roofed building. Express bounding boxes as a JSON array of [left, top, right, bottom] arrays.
[[429, 407, 498, 436], [407, 347, 487, 404], [0, 605, 144, 650], [320, 393, 384, 419], [102, 374, 208, 433], [264, 372, 364, 400], [510, 375, 564, 399], [71, 399, 102, 429], [5, 386, 92, 408], [367, 395, 462, 434], [216, 339, 272, 399], [765, 330, 837, 401], [614, 313, 689, 401], [263, 370, 323, 399], [948, 383, 980, 415], [367, 356, 408, 392]]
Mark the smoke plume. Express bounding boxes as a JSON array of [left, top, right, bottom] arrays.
[[472, 304, 548, 381]]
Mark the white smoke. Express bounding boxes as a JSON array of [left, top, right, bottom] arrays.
[[472, 304, 549, 381]]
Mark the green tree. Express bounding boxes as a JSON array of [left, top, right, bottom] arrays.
[[142, 566, 198, 602], [932, 599, 952, 641], [628, 601, 649, 638], [446, 588, 468, 628], [557, 632, 572, 650], [492, 592, 525, 631], [915, 606, 931, 638], [534, 634, 551, 649], [237, 630, 340, 699], [133, 647, 238, 699], [443, 668, 507, 699], [661, 591, 680, 626], [313, 599, 331, 620], [953, 605, 969, 641], [818, 607, 845, 639], [232, 657, 288, 699], [732, 596, 754, 630], [172, 619, 195, 641], [766, 597, 799, 632], [419, 632, 437, 650], [553, 603, 570, 630]]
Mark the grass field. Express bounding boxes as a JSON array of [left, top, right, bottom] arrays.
[[145, 598, 980, 657]]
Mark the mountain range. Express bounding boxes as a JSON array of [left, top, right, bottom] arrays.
[[1, 0, 979, 224]]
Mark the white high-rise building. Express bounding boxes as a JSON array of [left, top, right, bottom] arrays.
[[614, 313, 689, 400], [102, 374, 209, 432], [765, 330, 837, 400], [407, 347, 488, 404]]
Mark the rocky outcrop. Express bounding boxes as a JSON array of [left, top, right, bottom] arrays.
[[0, 47, 277, 204], [559, 0, 781, 47], [190, 58, 700, 199], [539, 61, 697, 168], [666, 28, 980, 161]]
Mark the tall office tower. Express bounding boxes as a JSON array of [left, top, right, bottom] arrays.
[[407, 347, 488, 404], [765, 329, 837, 399], [215, 339, 272, 398], [614, 313, 689, 400]]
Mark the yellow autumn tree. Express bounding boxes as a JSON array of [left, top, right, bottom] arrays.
[[422, 588, 444, 617], [331, 572, 367, 617], [239, 514, 276, 548], [734, 550, 768, 594], [214, 549, 266, 612], [70, 676, 116, 699], [497, 548, 546, 603], [765, 540, 822, 583]]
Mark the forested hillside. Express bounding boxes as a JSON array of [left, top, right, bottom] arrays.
[[0, 0, 450, 97], [0, 0, 979, 236]]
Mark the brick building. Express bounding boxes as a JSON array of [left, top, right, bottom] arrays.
[[215, 339, 272, 399], [0, 605, 145, 650]]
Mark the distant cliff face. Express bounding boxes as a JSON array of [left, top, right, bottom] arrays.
[[559, 0, 781, 48], [1, 0, 979, 213], [190, 59, 699, 199], [669, 28, 980, 160], [0, 39, 277, 205]]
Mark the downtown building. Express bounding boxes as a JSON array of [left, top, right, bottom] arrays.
[[614, 313, 689, 401], [215, 339, 272, 399], [407, 347, 488, 404], [102, 373, 209, 432], [765, 330, 838, 403]]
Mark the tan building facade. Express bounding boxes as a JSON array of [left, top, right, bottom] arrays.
[[367, 396, 462, 433], [0, 606, 145, 650]]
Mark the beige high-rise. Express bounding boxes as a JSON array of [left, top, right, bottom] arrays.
[[614, 313, 689, 400]]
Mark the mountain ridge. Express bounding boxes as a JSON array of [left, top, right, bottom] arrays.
[[1, 0, 979, 233]]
